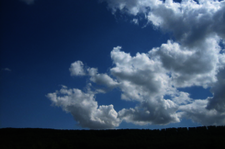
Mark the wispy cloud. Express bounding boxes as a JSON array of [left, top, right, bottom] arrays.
[[48, 0, 225, 128], [2, 68, 12, 72], [131, 18, 139, 25]]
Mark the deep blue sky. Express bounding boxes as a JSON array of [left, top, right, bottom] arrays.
[[1, 0, 224, 129], [0, 0, 167, 129]]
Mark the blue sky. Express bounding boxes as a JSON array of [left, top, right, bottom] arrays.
[[1, 0, 225, 129]]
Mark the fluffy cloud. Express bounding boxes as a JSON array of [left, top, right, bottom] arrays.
[[150, 37, 222, 88], [102, 0, 225, 46], [110, 46, 170, 101], [179, 99, 225, 125], [69, 61, 119, 90], [48, 0, 225, 128], [49, 41, 225, 127], [109, 46, 181, 125], [147, 0, 225, 47], [47, 85, 120, 129], [69, 61, 86, 76], [20, 0, 35, 5], [89, 72, 119, 89], [109, 43, 224, 125], [118, 98, 180, 125]]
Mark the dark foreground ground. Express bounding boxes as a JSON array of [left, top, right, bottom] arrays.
[[1, 126, 225, 149]]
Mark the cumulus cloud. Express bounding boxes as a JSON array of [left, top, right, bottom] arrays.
[[69, 61, 119, 90], [147, 0, 225, 47], [49, 41, 225, 127], [89, 72, 119, 89], [108, 46, 181, 125], [47, 85, 120, 129], [110, 46, 171, 101], [69, 61, 86, 76], [179, 99, 225, 125], [118, 98, 180, 125], [99, 0, 225, 125], [150, 37, 222, 88], [109, 43, 224, 125], [48, 0, 225, 128], [102, 0, 225, 46], [20, 0, 35, 5]]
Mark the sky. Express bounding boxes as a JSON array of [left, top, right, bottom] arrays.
[[0, 0, 225, 130]]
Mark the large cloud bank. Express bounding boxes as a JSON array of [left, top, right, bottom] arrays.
[[47, 0, 225, 129]]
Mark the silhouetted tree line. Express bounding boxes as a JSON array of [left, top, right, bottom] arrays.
[[0, 126, 225, 149]]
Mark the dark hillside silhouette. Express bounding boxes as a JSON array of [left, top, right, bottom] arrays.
[[1, 126, 225, 149]]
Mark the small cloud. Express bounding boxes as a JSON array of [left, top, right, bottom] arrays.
[[47, 86, 120, 129], [20, 0, 35, 5], [131, 19, 139, 25], [2, 68, 12, 72], [69, 61, 86, 76], [69, 60, 118, 90]]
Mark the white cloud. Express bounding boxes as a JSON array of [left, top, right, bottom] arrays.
[[147, 0, 225, 47], [101, 0, 225, 88], [150, 37, 222, 88], [110, 46, 170, 101], [109, 46, 183, 125], [50, 39, 225, 127], [179, 99, 225, 126], [131, 18, 139, 25], [102, 0, 225, 46], [112, 37, 225, 126], [69, 61, 119, 90], [170, 91, 192, 105], [89, 72, 119, 89], [110, 39, 224, 126], [47, 85, 120, 129], [20, 0, 35, 5], [118, 98, 180, 125], [100, 0, 162, 15], [69, 61, 86, 76], [48, 0, 225, 128]]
